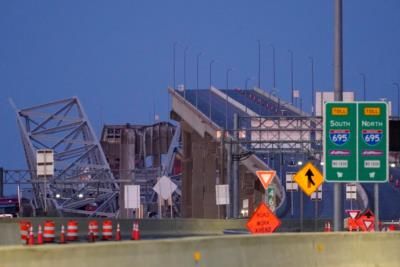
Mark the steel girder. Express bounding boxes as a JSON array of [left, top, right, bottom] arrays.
[[12, 97, 119, 217]]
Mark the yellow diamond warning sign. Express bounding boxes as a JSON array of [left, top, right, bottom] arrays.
[[293, 162, 324, 196]]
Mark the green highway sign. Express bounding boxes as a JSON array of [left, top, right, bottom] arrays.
[[324, 102, 357, 182], [358, 103, 388, 182], [324, 102, 388, 183], [267, 186, 276, 212]]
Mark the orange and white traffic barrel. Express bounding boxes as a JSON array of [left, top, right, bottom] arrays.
[[19, 220, 31, 244], [43, 220, 56, 243], [88, 220, 99, 240], [66, 220, 79, 241], [102, 220, 113, 240]]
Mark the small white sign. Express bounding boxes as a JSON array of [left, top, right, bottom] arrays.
[[311, 185, 323, 200], [285, 172, 298, 191], [242, 198, 249, 209], [124, 185, 140, 209], [364, 160, 380, 168], [332, 160, 348, 168], [215, 184, 230, 205], [346, 183, 357, 200], [36, 149, 54, 176], [153, 176, 177, 200], [364, 220, 373, 230]]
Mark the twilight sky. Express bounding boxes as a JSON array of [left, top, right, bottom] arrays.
[[0, 0, 399, 169]]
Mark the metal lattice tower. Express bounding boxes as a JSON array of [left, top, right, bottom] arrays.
[[12, 97, 119, 217]]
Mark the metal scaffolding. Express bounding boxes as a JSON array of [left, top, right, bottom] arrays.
[[238, 115, 323, 156]]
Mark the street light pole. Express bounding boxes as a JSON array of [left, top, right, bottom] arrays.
[[226, 68, 233, 129], [183, 46, 189, 97], [393, 82, 400, 117], [245, 77, 253, 113], [209, 60, 215, 118], [360, 73, 366, 101], [309, 56, 315, 115], [245, 77, 253, 90], [196, 52, 202, 108], [288, 50, 294, 104], [269, 44, 276, 89], [226, 68, 233, 89], [209, 60, 215, 88], [257, 40, 261, 88], [173, 42, 178, 89], [333, 0, 343, 232]]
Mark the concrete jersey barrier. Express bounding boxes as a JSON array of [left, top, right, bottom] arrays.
[[0, 232, 399, 267]]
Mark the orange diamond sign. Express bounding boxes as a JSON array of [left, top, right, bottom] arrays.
[[246, 202, 281, 234], [256, 170, 276, 190]]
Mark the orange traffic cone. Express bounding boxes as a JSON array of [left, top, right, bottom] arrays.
[[131, 221, 140, 240], [37, 225, 43, 245], [324, 221, 331, 232], [25, 224, 30, 245], [28, 226, 35, 246], [88, 229, 95, 243], [115, 223, 121, 241], [59, 225, 66, 244]]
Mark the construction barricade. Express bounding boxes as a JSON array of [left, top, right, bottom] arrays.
[[88, 220, 99, 240], [19, 220, 31, 244], [66, 220, 79, 241], [102, 220, 113, 240], [43, 220, 56, 243]]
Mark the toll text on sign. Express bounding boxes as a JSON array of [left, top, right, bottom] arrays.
[[364, 107, 380, 116]]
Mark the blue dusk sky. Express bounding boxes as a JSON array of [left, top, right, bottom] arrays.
[[0, 0, 399, 169]]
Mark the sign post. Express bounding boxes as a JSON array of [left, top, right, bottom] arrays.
[[358, 102, 388, 231], [325, 102, 388, 231], [256, 170, 276, 211], [357, 102, 388, 182], [324, 102, 388, 182]]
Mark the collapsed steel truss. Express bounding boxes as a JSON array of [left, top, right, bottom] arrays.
[[3, 168, 182, 217], [12, 97, 119, 217]]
